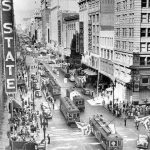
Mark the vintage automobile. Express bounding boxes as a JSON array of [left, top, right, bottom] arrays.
[[43, 107, 53, 119], [136, 134, 149, 149]]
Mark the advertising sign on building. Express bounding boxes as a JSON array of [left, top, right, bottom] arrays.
[[1, 0, 17, 93], [76, 31, 79, 53], [88, 20, 92, 51], [79, 22, 84, 54], [58, 20, 61, 45]]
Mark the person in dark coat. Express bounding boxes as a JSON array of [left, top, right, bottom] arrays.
[[124, 116, 127, 127], [47, 134, 50, 144]]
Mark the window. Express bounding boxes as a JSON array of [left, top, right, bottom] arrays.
[[96, 14, 99, 22], [129, 28, 134, 37], [148, 28, 150, 37], [107, 50, 110, 59], [141, 28, 146, 37], [147, 43, 150, 51], [97, 47, 99, 54], [141, 13, 147, 23], [116, 28, 120, 36], [123, 0, 127, 9], [93, 46, 95, 53], [140, 42, 146, 52], [142, 78, 148, 83], [147, 57, 150, 65], [123, 28, 127, 37], [93, 25, 95, 33], [97, 25, 99, 33], [130, 0, 134, 9], [129, 42, 134, 51], [93, 15, 95, 22], [97, 36, 99, 44], [93, 36, 95, 44], [140, 57, 146, 65], [122, 41, 127, 49], [148, 14, 150, 22], [142, 0, 147, 7]]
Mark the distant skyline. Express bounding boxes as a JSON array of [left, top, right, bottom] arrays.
[[14, 0, 40, 24]]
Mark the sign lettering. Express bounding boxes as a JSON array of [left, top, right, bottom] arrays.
[[1, 0, 17, 93]]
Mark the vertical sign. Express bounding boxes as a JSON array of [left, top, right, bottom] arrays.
[[76, 31, 79, 53], [88, 20, 92, 51], [1, 0, 17, 93], [58, 20, 61, 45], [79, 22, 84, 55]]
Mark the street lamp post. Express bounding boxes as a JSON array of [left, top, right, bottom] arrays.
[[41, 113, 48, 140], [31, 76, 35, 111], [112, 79, 117, 113]]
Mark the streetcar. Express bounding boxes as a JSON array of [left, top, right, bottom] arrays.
[[60, 97, 80, 125], [48, 78, 61, 98], [66, 89, 85, 111], [89, 114, 123, 150]]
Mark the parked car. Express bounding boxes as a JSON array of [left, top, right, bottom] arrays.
[[35, 90, 42, 98], [136, 134, 149, 149], [43, 107, 53, 119], [41, 102, 49, 110]]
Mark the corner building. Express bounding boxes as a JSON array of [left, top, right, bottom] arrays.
[[114, 0, 150, 104]]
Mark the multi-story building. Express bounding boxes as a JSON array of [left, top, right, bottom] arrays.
[[99, 31, 114, 86], [87, 0, 114, 73], [64, 14, 82, 66], [78, 0, 89, 66], [114, 0, 150, 104], [41, 0, 50, 44], [49, 0, 79, 46]]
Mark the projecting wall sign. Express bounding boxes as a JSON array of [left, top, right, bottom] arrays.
[[1, 0, 17, 93]]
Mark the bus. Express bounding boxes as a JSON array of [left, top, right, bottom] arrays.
[[60, 97, 80, 125], [89, 114, 123, 150], [66, 89, 85, 112], [48, 79, 61, 98]]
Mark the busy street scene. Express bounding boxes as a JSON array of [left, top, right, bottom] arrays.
[[1, 0, 150, 150]]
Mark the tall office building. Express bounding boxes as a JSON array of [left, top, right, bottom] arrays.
[[114, 0, 150, 104]]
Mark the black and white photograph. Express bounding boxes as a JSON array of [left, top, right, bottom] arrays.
[[0, 0, 150, 150]]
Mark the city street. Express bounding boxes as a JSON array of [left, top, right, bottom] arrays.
[[26, 55, 147, 150]]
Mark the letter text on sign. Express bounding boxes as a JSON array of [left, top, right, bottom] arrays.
[[1, 0, 17, 93]]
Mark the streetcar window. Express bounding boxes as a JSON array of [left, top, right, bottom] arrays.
[[101, 134, 107, 145], [77, 113, 79, 117], [69, 114, 72, 118], [73, 114, 76, 118]]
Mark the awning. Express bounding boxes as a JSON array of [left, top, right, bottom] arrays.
[[106, 87, 113, 92], [12, 100, 22, 109], [83, 69, 97, 76]]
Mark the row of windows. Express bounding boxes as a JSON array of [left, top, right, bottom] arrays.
[[88, 0, 99, 9], [140, 42, 150, 52], [140, 57, 150, 66], [141, 13, 150, 23], [115, 52, 133, 65], [92, 46, 99, 55], [79, 2, 87, 10], [100, 48, 113, 60], [89, 14, 99, 24], [100, 37, 114, 47], [116, 28, 134, 37], [66, 23, 76, 30], [116, 13, 134, 24], [93, 36, 99, 44], [142, 0, 150, 8], [93, 25, 99, 33], [116, 41, 134, 51], [116, 0, 134, 12], [141, 28, 150, 37]]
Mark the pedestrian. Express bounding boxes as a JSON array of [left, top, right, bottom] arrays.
[[124, 116, 127, 127], [136, 122, 139, 130], [47, 134, 50, 144]]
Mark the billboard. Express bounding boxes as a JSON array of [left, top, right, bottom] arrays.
[[1, 0, 17, 93]]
